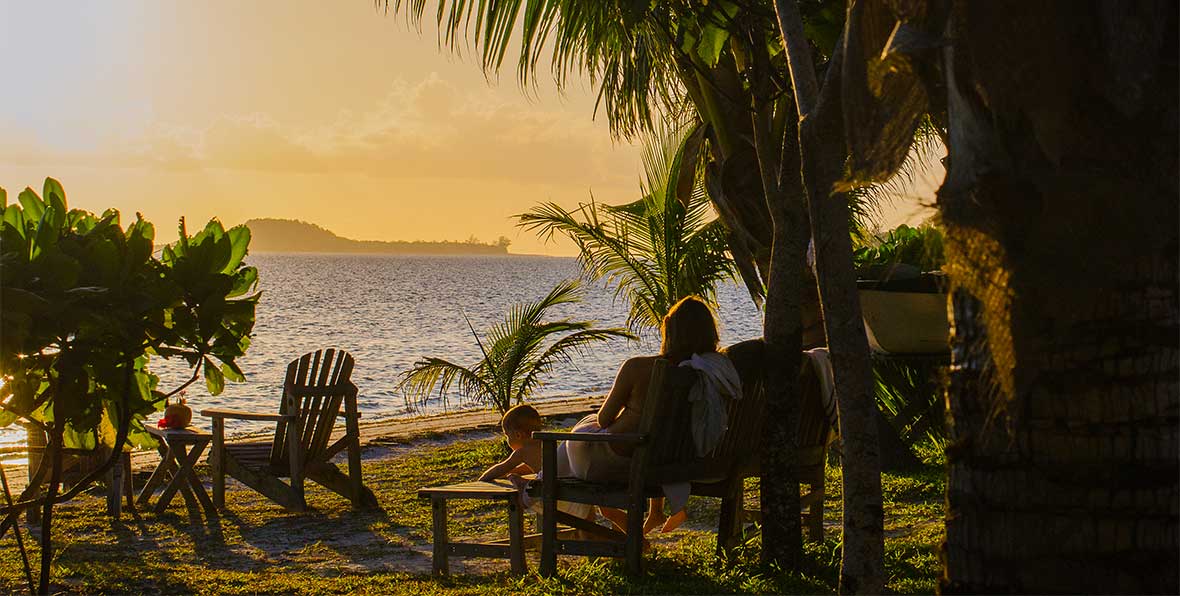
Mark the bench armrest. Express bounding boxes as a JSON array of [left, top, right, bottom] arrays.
[[200, 407, 292, 422], [531, 431, 646, 444]]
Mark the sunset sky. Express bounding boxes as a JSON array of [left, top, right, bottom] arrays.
[[0, 1, 938, 256]]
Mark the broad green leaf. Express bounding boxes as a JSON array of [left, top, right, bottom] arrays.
[[127, 419, 156, 450], [228, 266, 259, 298], [43, 178, 66, 208], [62, 421, 97, 451], [203, 357, 225, 395], [44, 177, 67, 231], [97, 402, 118, 447], [2, 202, 26, 236], [35, 251, 82, 292], [696, 23, 730, 67], [126, 216, 155, 266], [175, 217, 190, 253], [223, 224, 251, 273], [220, 360, 246, 383], [0, 187, 7, 207], [17, 188, 44, 222], [31, 209, 58, 259], [209, 233, 233, 274]]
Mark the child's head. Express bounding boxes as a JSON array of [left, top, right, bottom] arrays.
[[501, 404, 543, 449]]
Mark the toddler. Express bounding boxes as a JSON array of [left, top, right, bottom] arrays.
[[479, 404, 543, 481]]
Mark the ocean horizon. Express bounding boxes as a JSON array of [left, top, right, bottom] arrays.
[[0, 253, 764, 449]]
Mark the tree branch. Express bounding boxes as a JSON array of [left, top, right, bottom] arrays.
[[774, 0, 820, 117]]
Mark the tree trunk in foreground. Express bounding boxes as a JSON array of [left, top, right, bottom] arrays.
[[800, 90, 886, 596], [753, 100, 808, 568], [776, 1, 884, 592], [936, 2, 1179, 592]]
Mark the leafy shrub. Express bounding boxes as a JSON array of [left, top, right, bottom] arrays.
[[853, 224, 945, 273], [0, 178, 258, 593]]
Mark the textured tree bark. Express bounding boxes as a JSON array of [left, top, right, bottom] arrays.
[[39, 427, 64, 595], [942, 253, 1179, 594], [752, 97, 808, 568], [800, 101, 887, 596], [935, 1, 1179, 592], [776, 1, 885, 593]]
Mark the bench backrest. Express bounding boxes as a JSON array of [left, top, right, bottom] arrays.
[[270, 348, 357, 467], [633, 339, 832, 486]]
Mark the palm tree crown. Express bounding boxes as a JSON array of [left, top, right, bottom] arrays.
[[398, 280, 632, 414], [518, 119, 736, 332]]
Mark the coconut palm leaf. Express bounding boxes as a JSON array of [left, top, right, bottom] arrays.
[[518, 118, 736, 332], [398, 356, 495, 409], [384, 0, 681, 139], [515, 327, 634, 404], [397, 279, 630, 413], [519, 201, 666, 326]]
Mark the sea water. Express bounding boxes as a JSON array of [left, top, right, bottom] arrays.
[[0, 253, 763, 448]]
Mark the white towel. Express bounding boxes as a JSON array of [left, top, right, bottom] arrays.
[[804, 347, 839, 430], [659, 353, 741, 515], [679, 352, 743, 457]]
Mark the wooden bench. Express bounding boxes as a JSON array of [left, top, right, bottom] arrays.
[[417, 480, 528, 575], [529, 338, 834, 576]]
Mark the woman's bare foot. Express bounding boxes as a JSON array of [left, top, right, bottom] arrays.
[[660, 509, 688, 533], [643, 508, 668, 535]]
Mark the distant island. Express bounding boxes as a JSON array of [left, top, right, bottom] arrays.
[[244, 218, 511, 255]]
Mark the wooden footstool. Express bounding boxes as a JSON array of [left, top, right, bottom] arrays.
[[418, 480, 528, 575]]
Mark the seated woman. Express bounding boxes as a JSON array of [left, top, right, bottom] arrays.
[[565, 295, 722, 534]]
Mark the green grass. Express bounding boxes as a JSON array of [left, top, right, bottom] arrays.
[[0, 434, 946, 594]]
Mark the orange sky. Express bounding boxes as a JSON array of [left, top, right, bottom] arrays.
[[0, 1, 938, 256]]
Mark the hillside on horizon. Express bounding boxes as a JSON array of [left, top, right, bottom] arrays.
[[244, 218, 511, 255]]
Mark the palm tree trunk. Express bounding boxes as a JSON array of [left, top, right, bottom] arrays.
[[775, 1, 884, 592], [936, 3, 1179, 591], [941, 252, 1179, 594]]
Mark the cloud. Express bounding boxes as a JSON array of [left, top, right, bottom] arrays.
[[0, 73, 640, 193]]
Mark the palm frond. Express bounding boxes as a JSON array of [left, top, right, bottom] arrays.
[[518, 201, 666, 327], [397, 357, 496, 410], [518, 116, 735, 331], [515, 327, 634, 404], [384, 0, 683, 139]]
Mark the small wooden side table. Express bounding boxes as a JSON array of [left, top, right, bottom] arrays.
[[138, 426, 216, 516], [418, 480, 528, 575]]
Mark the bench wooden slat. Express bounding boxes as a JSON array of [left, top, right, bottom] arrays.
[[419, 480, 519, 499]]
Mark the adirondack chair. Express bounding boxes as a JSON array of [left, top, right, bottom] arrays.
[[530, 339, 833, 576], [202, 348, 378, 512]]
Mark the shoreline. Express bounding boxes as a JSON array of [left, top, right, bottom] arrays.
[[3, 395, 604, 491]]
